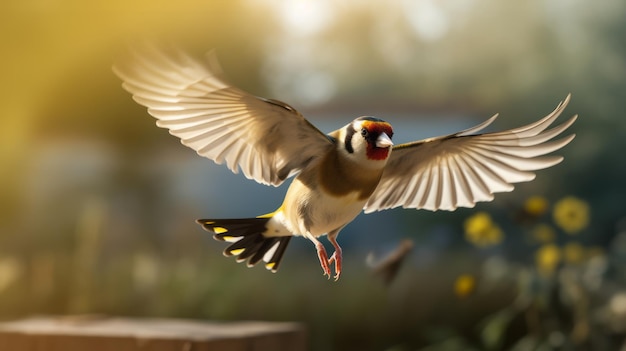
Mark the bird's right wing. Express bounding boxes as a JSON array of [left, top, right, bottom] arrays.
[[113, 45, 334, 186]]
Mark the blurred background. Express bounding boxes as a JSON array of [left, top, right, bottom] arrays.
[[2, 0, 626, 350]]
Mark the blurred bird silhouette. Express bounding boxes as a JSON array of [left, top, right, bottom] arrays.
[[367, 239, 414, 286]]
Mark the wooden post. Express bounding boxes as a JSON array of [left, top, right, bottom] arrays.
[[0, 316, 307, 351]]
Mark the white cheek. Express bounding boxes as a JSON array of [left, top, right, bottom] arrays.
[[350, 136, 368, 154]]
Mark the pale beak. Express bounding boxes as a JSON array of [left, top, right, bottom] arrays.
[[376, 132, 394, 148]]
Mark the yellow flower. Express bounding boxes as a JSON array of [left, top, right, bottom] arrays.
[[553, 196, 590, 234], [465, 212, 492, 234], [524, 196, 549, 217], [536, 244, 561, 276], [531, 223, 556, 243], [454, 274, 476, 298], [464, 212, 503, 248], [563, 242, 585, 264]]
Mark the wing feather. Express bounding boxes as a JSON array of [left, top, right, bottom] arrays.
[[456, 153, 493, 203], [364, 95, 576, 213], [114, 44, 333, 186], [444, 157, 458, 210], [415, 166, 432, 208], [449, 155, 474, 208]]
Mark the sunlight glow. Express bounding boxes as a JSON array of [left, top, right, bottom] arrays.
[[275, 0, 335, 36], [402, 0, 450, 41]]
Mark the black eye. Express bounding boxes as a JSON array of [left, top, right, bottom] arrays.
[[361, 128, 368, 137]]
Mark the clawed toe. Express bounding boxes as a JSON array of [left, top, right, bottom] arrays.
[[328, 252, 342, 281], [311, 235, 343, 281], [314, 242, 332, 278]]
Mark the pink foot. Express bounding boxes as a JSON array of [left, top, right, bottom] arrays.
[[327, 235, 343, 281], [328, 251, 342, 281], [314, 242, 332, 278]]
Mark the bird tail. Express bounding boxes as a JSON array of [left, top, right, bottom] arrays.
[[196, 217, 291, 272]]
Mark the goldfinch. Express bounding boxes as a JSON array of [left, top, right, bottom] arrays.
[[113, 46, 577, 280]]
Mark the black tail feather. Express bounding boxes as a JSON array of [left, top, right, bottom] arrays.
[[196, 218, 291, 272], [225, 234, 263, 255], [249, 239, 280, 266]]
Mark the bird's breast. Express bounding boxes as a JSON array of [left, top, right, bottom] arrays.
[[317, 150, 383, 200], [279, 176, 368, 237], [278, 152, 384, 237]]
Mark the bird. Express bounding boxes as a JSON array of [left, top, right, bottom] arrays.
[[113, 45, 577, 281], [366, 239, 414, 286]]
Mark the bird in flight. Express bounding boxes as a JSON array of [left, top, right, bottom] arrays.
[[113, 45, 576, 281]]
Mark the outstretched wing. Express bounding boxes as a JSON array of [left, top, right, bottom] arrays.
[[113, 45, 333, 186], [364, 95, 576, 213]]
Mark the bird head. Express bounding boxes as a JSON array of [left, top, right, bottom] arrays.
[[340, 116, 394, 165]]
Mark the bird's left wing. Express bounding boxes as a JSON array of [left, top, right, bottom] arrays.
[[113, 45, 334, 186], [364, 95, 576, 213]]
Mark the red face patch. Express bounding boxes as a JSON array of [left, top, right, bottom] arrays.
[[362, 121, 393, 161]]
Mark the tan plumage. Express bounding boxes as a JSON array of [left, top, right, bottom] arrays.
[[113, 45, 576, 280]]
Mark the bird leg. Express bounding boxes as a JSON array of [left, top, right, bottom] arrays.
[[327, 234, 343, 281], [305, 233, 332, 278], [315, 241, 332, 278]]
